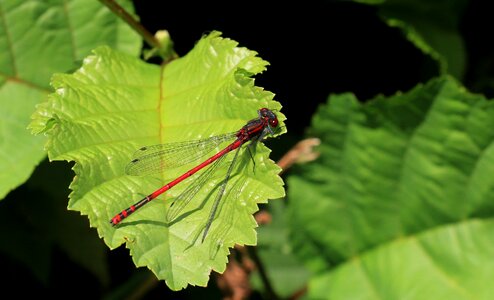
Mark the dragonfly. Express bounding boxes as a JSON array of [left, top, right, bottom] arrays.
[[110, 108, 280, 242]]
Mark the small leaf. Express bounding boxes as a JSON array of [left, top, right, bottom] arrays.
[[31, 32, 285, 290], [0, 0, 141, 199], [288, 76, 494, 298]]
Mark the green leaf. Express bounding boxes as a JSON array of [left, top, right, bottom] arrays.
[[0, 0, 141, 200], [288, 76, 494, 298], [354, 0, 468, 78], [0, 85, 47, 198], [310, 220, 494, 299], [30, 32, 286, 290], [251, 200, 310, 298]]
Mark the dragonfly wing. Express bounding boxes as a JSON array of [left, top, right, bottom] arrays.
[[208, 179, 243, 259], [165, 153, 229, 222], [125, 133, 236, 176], [201, 145, 242, 242]]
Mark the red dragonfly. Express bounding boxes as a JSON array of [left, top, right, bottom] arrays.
[[110, 108, 280, 241]]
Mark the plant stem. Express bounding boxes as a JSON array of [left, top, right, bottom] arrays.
[[246, 245, 279, 300], [98, 0, 161, 49], [276, 138, 320, 174], [125, 273, 159, 300]]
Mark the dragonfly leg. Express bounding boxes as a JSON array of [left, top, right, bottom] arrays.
[[246, 127, 271, 173], [202, 145, 243, 242], [246, 144, 256, 173]]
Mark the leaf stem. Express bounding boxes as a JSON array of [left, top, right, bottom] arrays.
[[125, 273, 159, 299], [246, 245, 280, 300], [98, 0, 161, 50]]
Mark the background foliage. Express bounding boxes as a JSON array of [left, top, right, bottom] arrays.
[[1, 0, 493, 298]]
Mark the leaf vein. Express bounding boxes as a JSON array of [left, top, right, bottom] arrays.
[[0, 2, 18, 76]]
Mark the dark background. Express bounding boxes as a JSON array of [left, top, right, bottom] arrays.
[[138, 0, 427, 138], [2, 0, 493, 298], [135, 0, 493, 137]]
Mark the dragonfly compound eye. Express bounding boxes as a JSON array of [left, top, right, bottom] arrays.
[[259, 107, 269, 116]]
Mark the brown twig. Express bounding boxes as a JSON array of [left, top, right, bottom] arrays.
[[288, 286, 308, 300], [215, 245, 258, 300], [98, 0, 162, 49], [276, 138, 321, 174]]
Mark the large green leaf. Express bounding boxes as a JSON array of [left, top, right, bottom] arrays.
[[309, 219, 494, 299], [354, 0, 468, 78], [288, 76, 494, 298], [0, 0, 141, 200], [30, 32, 286, 290]]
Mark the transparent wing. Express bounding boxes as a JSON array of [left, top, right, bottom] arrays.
[[208, 178, 243, 259], [165, 153, 229, 222], [125, 132, 236, 176], [201, 145, 242, 242]]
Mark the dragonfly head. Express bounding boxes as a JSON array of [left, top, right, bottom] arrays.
[[259, 108, 279, 130]]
